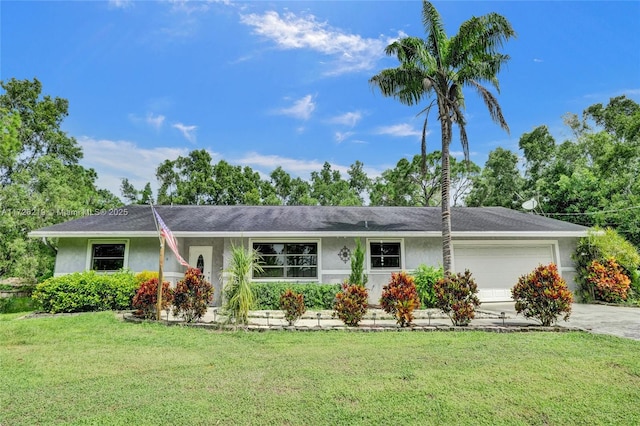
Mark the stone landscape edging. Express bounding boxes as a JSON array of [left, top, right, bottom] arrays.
[[122, 313, 584, 334]]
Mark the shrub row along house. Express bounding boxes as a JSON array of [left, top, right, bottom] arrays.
[[30, 205, 588, 305]]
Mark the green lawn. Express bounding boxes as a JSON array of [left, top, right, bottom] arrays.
[[1, 312, 639, 425]]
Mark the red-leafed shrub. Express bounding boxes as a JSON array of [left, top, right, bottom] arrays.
[[333, 282, 368, 327], [512, 263, 573, 326], [380, 272, 421, 327], [434, 270, 480, 326], [587, 259, 631, 303], [279, 289, 306, 326], [132, 278, 173, 320], [173, 267, 213, 323]]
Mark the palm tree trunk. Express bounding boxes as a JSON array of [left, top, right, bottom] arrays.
[[440, 108, 453, 274]]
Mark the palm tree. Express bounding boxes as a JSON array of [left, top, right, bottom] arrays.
[[370, 1, 515, 272]]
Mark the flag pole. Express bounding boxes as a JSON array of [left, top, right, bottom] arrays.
[[157, 236, 165, 321], [150, 202, 164, 321]]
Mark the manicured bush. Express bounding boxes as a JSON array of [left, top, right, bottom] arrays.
[[434, 270, 480, 326], [173, 267, 213, 323], [279, 289, 306, 326], [134, 270, 159, 286], [0, 296, 37, 314], [253, 283, 340, 310], [333, 282, 368, 327], [587, 259, 631, 303], [380, 271, 421, 327], [411, 264, 443, 308], [574, 227, 640, 302], [630, 269, 640, 300], [32, 270, 138, 313], [512, 263, 573, 326], [132, 278, 173, 320]]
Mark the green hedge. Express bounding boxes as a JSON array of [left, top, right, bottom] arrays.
[[0, 296, 38, 314], [253, 283, 341, 310], [32, 270, 138, 313]]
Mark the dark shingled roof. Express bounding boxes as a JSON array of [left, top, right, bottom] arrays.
[[30, 205, 588, 236]]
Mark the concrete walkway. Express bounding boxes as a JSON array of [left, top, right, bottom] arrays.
[[153, 302, 638, 340], [480, 302, 640, 341]]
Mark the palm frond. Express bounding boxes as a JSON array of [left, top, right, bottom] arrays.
[[370, 67, 430, 106], [449, 13, 515, 67], [469, 80, 509, 133], [421, 1, 447, 70], [416, 100, 436, 176]]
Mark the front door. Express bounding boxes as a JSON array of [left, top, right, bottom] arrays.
[[188, 246, 213, 284]]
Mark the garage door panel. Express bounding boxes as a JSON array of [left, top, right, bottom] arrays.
[[454, 244, 555, 302]]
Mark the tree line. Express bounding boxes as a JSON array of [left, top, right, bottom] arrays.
[[2, 77, 639, 281]]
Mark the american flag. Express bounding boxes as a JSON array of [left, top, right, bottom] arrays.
[[152, 206, 191, 267]]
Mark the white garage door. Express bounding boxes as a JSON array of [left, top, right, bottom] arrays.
[[453, 244, 555, 302]]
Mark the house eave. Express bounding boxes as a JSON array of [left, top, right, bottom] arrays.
[[29, 230, 589, 239]]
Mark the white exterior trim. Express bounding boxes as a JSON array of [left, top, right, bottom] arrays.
[[248, 238, 322, 282], [85, 239, 130, 271], [366, 238, 405, 274], [30, 230, 589, 239]]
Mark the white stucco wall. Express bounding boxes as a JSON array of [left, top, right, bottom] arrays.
[[53, 235, 581, 305]]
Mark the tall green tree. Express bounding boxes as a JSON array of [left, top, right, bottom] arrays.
[[0, 78, 119, 280], [310, 162, 362, 206], [120, 179, 154, 205], [347, 160, 371, 204], [370, 1, 515, 272], [155, 151, 284, 206], [466, 147, 523, 209], [269, 166, 316, 205]]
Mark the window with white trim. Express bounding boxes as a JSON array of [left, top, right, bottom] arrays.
[[90, 243, 126, 271], [252, 242, 318, 279], [370, 241, 401, 269]]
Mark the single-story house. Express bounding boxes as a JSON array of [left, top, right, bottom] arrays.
[[29, 205, 589, 305]]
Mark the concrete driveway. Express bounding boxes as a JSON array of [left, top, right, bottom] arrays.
[[481, 302, 640, 341]]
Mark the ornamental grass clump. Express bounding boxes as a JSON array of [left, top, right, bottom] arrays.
[[132, 278, 173, 320], [223, 245, 262, 326], [333, 282, 368, 327], [173, 267, 213, 323], [587, 258, 631, 303], [380, 271, 421, 327], [511, 263, 573, 326], [279, 289, 306, 326], [434, 270, 480, 326]]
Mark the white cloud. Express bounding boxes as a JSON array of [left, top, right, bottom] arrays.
[[240, 11, 397, 75], [374, 123, 422, 138], [533, 58, 544, 63], [450, 151, 479, 159], [168, 0, 225, 15], [77, 137, 193, 198], [108, 0, 132, 9], [236, 152, 332, 178], [335, 131, 354, 143], [172, 123, 198, 142], [329, 111, 363, 127], [236, 151, 384, 182], [146, 113, 165, 130], [275, 94, 316, 120]]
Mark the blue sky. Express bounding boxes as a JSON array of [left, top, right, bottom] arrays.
[[2, 0, 639, 200]]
